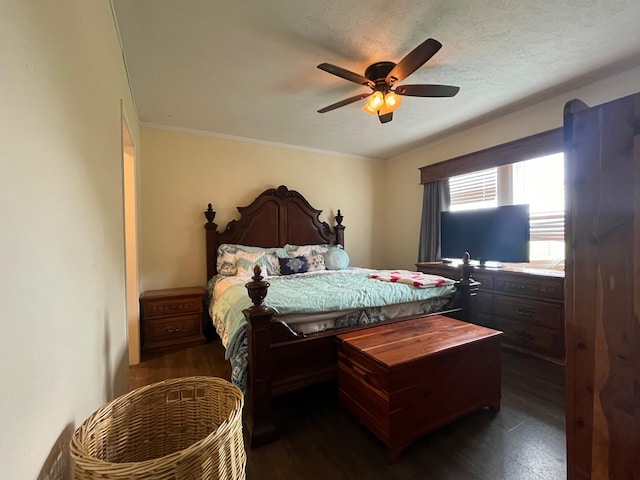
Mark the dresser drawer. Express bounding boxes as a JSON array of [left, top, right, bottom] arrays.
[[470, 270, 493, 289], [494, 295, 563, 330], [143, 313, 202, 344], [493, 273, 563, 300], [141, 296, 202, 318], [475, 292, 494, 314], [487, 315, 564, 359]]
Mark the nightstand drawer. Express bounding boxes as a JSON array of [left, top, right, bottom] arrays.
[[494, 296, 562, 330], [143, 314, 202, 343], [141, 296, 202, 318]]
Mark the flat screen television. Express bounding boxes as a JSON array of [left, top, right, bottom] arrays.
[[440, 204, 530, 265]]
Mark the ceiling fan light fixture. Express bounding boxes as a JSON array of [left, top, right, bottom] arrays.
[[363, 91, 402, 116], [366, 91, 384, 110], [384, 92, 402, 111], [362, 103, 378, 115], [376, 92, 403, 116], [317, 37, 458, 124]]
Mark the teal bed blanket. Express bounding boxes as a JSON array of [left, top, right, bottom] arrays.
[[208, 269, 456, 391]]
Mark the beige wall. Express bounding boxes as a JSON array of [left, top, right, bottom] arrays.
[[138, 127, 385, 290], [381, 65, 640, 269], [0, 1, 139, 478], [138, 65, 640, 285]]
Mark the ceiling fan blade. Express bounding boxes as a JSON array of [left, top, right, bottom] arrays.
[[318, 63, 374, 87], [317, 93, 371, 113], [386, 38, 442, 85], [378, 112, 393, 124], [394, 84, 460, 97]]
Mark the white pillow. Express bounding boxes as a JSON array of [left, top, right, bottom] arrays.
[[235, 251, 280, 277]]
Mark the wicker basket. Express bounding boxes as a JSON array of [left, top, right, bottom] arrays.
[[70, 376, 245, 480]]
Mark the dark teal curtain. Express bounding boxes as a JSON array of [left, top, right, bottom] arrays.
[[418, 180, 450, 262]]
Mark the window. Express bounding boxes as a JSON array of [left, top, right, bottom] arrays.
[[448, 168, 497, 211], [448, 153, 564, 262], [512, 153, 564, 261]]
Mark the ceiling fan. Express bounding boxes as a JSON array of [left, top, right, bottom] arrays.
[[317, 38, 459, 124]]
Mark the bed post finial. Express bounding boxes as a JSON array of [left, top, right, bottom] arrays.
[[334, 209, 345, 247], [204, 203, 217, 226], [245, 265, 270, 311], [204, 203, 219, 281], [453, 252, 478, 324], [461, 252, 473, 283]]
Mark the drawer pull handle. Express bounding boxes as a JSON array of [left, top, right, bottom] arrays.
[[352, 364, 369, 381], [516, 308, 533, 316], [167, 326, 183, 333]]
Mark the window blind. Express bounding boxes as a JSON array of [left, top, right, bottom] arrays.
[[529, 211, 564, 242], [512, 153, 565, 243], [448, 168, 497, 208]]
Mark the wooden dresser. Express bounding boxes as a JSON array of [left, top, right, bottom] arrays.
[[416, 262, 565, 364], [139, 286, 206, 356]]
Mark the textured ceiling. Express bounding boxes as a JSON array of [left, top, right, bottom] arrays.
[[112, 0, 640, 160]]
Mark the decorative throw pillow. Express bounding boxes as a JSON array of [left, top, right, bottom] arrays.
[[324, 245, 350, 270], [233, 244, 287, 258], [217, 244, 240, 276], [217, 244, 283, 276], [284, 244, 329, 272], [279, 256, 308, 275], [236, 251, 279, 277]]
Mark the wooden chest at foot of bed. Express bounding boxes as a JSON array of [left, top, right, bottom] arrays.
[[337, 314, 503, 462]]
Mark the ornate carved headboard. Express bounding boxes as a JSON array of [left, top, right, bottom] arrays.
[[204, 185, 345, 280]]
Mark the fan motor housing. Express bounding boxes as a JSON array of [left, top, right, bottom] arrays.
[[364, 61, 396, 83]]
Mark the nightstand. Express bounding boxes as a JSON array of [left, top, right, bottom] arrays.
[[139, 286, 206, 356]]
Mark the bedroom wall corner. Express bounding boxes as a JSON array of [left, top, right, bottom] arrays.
[[0, 1, 140, 478]]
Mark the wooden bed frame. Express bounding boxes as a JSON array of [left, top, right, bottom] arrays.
[[204, 185, 477, 448]]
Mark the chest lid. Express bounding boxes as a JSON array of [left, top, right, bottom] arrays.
[[338, 315, 501, 369]]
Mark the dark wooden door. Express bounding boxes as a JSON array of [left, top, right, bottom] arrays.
[[563, 92, 640, 479]]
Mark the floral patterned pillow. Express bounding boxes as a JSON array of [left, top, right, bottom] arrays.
[[217, 244, 241, 276], [284, 244, 329, 272], [279, 256, 308, 275], [216, 244, 282, 276]]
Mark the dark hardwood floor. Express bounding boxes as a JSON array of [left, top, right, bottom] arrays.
[[130, 342, 566, 480]]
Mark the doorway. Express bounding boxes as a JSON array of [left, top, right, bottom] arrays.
[[122, 112, 140, 365]]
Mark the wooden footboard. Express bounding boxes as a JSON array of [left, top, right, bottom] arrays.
[[241, 255, 478, 449]]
